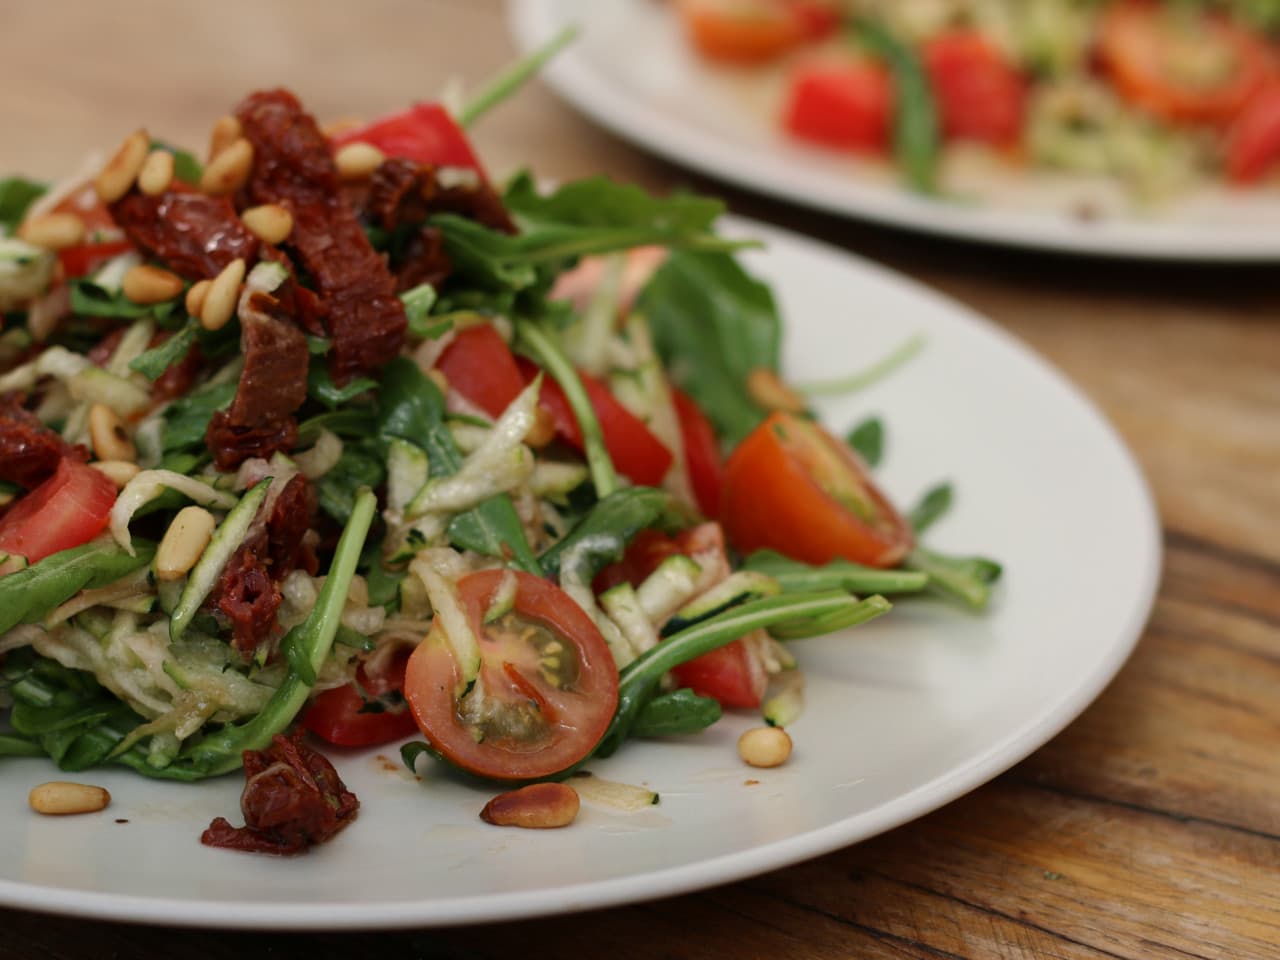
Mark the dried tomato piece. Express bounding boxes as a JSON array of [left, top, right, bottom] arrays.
[[110, 191, 259, 280], [212, 530, 281, 656], [0, 399, 89, 490]]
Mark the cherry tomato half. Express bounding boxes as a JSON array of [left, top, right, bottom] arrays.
[[923, 30, 1027, 147], [404, 570, 619, 781], [677, 0, 809, 64], [302, 651, 419, 748], [1098, 0, 1276, 126], [672, 389, 724, 518], [435, 325, 528, 420], [719, 412, 912, 568], [670, 634, 768, 709], [782, 57, 892, 152], [330, 103, 485, 174], [50, 185, 134, 279], [1226, 84, 1280, 182], [0, 459, 116, 564]]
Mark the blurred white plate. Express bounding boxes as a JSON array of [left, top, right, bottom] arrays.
[[0, 218, 1160, 929], [511, 0, 1280, 260]]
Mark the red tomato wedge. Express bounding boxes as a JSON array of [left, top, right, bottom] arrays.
[[670, 636, 768, 709], [672, 389, 724, 518], [0, 459, 116, 564], [49, 185, 134, 279], [720, 412, 912, 568], [1098, 1, 1276, 126], [677, 0, 808, 64], [435, 325, 528, 419], [515, 358, 674, 488], [302, 651, 418, 748], [782, 57, 892, 151], [1227, 84, 1280, 182], [404, 570, 618, 781], [923, 31, 1027, 147], [329, 103, 485, 174]]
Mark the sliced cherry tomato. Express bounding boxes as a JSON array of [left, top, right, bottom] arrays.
[[435, 324, 527, 419], [330, 103, 485, 174], [672, 388, 724, 517], [782, 57, 892, 151], [677, 0, 808, 64], [302, 650, 418, 748], [1226, 84, 1280, 182], [923, 31, 1027, 147], [50, 185, 134, 279], [786, 0, 839, 40], [720, 412, 912, 568], [1098, 1, 1276, 126], [670, 634, 767, 709], [404, 570, 618, 781], [0, 459, 116, 564], [515, 358, 674, 488]]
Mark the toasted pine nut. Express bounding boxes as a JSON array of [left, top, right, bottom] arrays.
[[95, 129, 150, 203], [156, 506, 217, 581], [746, 368, 807, 414], [334, 142, 385, 181], [208, 114, 242, 162], [138, 149, 175, 196], [320, 117, 364, 138], [122, 265, 184, 305], [200, 258, 245, 331], [185, 279, 212, 317], [241, 203, 294, 245], [201, 137, 253, 195], [89, 404, 136, 462], [525, 406, 556, 448], [17, 212, 86, 251], [90, 459, 141, 488], [738, 726, 792, 768], [29, 781, 111, 816], [480, 782, 580, 829]]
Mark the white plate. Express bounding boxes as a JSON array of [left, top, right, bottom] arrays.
[[511, 0, 1280, 261], [0, 218, 1160, 929]]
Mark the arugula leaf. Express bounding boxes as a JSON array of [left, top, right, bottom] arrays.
[[908, 482, 953, 535], [148, 140, 203, 185], [0, 177, 46, 230], [638, 249, 780, 447], [505, 172, 723, 234], [846, 417, 884, 467], [307, 361, 378, 410], [0, 539, 156, 634], [162, 379, 236, 454], [538, 487, 669, 581], [316, 440, 386, 525], [129, 321, 198, 381]]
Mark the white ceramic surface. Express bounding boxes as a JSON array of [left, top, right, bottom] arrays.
[[0, 218, 1161, 929], [511, 0, 1280, 260]]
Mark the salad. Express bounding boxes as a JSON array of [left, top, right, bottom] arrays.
[[0, 46, 997, 853], [676, 0, 1280, 204]]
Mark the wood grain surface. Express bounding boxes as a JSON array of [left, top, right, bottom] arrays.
[[1, 2, 1277, 957]]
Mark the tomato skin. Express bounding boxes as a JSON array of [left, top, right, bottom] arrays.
[[302, 653, 418, 748], [678, 0, 808, 64], [782, 58, 892, 151], [404, 570, 618, 782], [330, 103, 484, 174], [1226, 84, 1280, 182], [50, 186, 134, 279], [786, 0, 839, 40], [719, 412, 912, 568], [1098, 1, 1275, 126], [923, 31, 1027, 147], [671, 637, 767, 709], [515, 358, 674, 488], [0, 459, 116, 564], [672, 389, 724, 517], [435, 325, 528, 419]]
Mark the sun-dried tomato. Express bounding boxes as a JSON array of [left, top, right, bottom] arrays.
[[0, 399, 89, 490], [110, 191, 259, 280]]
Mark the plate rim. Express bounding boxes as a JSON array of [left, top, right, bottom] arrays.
[[510, 0, 1280, 262], [0, 216, 1163, 930]]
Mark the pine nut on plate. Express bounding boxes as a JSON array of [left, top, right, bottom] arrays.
[[89, 459, 141, 488], [88, 403, 136, 462], [137, 148, 175, 196], [200, 257, 245, 330], [17, 212, 86, 251], [185, 278, 212, 317], [122, 264, 184, 304], [334, 142, 385, 181], [156, 506, 217, 581], [29, 781, 111, 816], [208, 114, 242, 161], [201, 137, 253, 195], [95, 128, 150, 203], [241, 203, 294, 245], [738, 727, 793, 768], [480, 782, 580, 829]]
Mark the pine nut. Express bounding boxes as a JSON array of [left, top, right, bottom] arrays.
[[95, 129, 150, 203], [185, 279, 211, 317], [746, 368, 807, 414], [480, 782, 580, 828], [156, 506, 216, 581], [200, 258, 245, 331], [90, 459, 141, 488], [201, 137, 254, 196], [737, 726, 792, 768], [334, 142, 385, 181], [138, 149, 175, 196], [241, 204, 293, 245], [17, 212, 86, 251], [525, 406, 556, 448], [89, 403, 136, 462], [122, 264, 184, 305], [208, 114, 242, 162], [29, 781, 111, 816]]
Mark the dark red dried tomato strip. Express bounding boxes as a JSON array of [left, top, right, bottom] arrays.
[[235, 89, 405, 382], [110, 191, 259, 280], [0, 399, 89, 489], [201, 732, 358, 855]]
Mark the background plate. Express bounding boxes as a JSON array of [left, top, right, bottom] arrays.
[[0, 218, 1160, 929], [512, 0, 1280, 261]]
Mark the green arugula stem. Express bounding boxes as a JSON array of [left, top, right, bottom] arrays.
[[798, 333, 926, 397], [458, 25, 580, 128]]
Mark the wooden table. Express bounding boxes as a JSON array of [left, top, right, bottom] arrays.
[[2, 2, 1278, 957]]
